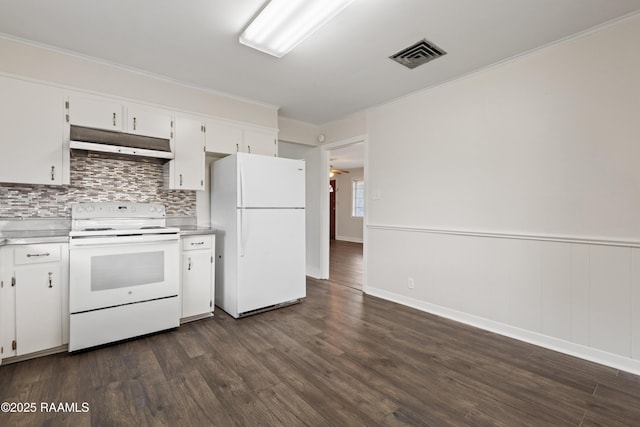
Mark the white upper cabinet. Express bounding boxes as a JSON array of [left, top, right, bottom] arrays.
[[0, 76, 68, 185], [67, 96, 173, 139], [204, 119, 277, 157], [204, 120, 243, 154], [243, 128, 278, 156], [164, 116, 205, 191], [67, 95, 124, 131], [126, 104, 173, 139]]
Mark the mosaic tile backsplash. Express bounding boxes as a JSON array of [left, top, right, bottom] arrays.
[[0, 153, 196, 218]]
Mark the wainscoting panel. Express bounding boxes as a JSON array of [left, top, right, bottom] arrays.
[[632, 249, 640, 359], [541, 242, 572, 341], [589, 245, 631, 357], [570, 243, 590, 346], [366, 225, 640, 373], [506, 239, 542, 333]]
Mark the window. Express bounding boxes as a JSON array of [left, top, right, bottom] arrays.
[[352, 179, 365, 217]]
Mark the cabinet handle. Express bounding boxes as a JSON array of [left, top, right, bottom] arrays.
[[48, 272, 53, 288], [179, 174, 183, 186], [187, 257, 192, 271], [248, 145, 251, 153], [112, 112, 117, 126], [26, 252, 50, 258], [236, 143, 239, 152], [133, 117, 137, 131], [191, 241, 205, 246], [50, 165, 55, 181]]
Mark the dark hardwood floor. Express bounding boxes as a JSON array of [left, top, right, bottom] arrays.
[[329, 239, 363, 290], [2, 276, 640, 425]]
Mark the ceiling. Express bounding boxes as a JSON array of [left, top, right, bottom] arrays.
[[1, 1, 639, 125], [330, 143, 365, 170]]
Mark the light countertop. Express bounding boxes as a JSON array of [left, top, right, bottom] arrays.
[[0, 217, 215, 245], [178, 226, 216, 236], [0, 218, 71, 246], [0, 229, 70, 245]]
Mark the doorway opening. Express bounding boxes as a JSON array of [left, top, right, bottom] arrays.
[[325, 141, 365, 291]]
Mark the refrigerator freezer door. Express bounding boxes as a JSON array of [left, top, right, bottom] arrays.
[[237, 153, 305, 208], [237, 208, 305, 315]]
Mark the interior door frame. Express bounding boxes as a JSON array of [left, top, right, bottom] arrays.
[[329, 179, 336, 240], [319, 135, 368, 288]]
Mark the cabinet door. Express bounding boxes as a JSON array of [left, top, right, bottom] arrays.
[[0, 248, 16, 360], [15, 264, 63, 355], [67, 95, 124, 131], [182, 250, 213, 318], [205, 120, 243, 154], [0, 76, 67, 185], [127, 104, 173, 139], [172, 116, 205, 190], [244, 128, 277, 156]]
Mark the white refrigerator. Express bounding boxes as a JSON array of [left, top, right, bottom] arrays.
[[211, 152, 306, 318]]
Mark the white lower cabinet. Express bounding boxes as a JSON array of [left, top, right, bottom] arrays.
[[181, 235, 215, 321], [0, 243, 69, 363], [0, 246, 12, 363]]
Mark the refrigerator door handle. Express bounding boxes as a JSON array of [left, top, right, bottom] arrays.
[[239, 208, 245, 257], [238, 161, 246, 257], [239, 160, 245, 209]]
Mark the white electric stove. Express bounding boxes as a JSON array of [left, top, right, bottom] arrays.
[[68, 202, 180, 351]]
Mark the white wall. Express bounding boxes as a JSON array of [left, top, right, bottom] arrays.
[[0, 37, 278, 128], [197, 154, 226, 227], [278, 116, 320, 146], [365, 15, 640, 373], [335, 168, 364, 243], [279, 142, 324, 278], [320, 112, 367, 144]]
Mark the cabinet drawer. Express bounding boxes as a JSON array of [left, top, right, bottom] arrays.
[[182, 236, 212, 251], [14, 245, 62, 265]]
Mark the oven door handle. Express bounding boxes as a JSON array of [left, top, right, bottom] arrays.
[[70, 234, 179, 246]]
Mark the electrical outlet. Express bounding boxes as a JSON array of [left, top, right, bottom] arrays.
[[408, 277, 415, 289]]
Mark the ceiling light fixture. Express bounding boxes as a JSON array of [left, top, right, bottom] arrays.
[[240, 0, 356, 58]]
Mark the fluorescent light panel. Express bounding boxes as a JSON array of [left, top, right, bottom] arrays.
[[240, 0, 355, 58]]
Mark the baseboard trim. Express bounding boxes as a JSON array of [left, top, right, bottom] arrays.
[[336, 236, 363, 243], [365, 286, 640, 376], [1, 344, 68, 365], [305, 267, 324, 279]]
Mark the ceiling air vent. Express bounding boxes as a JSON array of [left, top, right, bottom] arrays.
[[389, 39, 446, 69]]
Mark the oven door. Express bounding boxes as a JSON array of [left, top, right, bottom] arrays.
[[69, 234, 179, 313]]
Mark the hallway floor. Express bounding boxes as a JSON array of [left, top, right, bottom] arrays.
[[329, 239, 363, 290]]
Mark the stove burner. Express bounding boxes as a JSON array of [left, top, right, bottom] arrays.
[[83, 227, 114, 231]]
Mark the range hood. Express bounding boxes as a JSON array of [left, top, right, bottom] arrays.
[[69, 125, 174, 160]]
